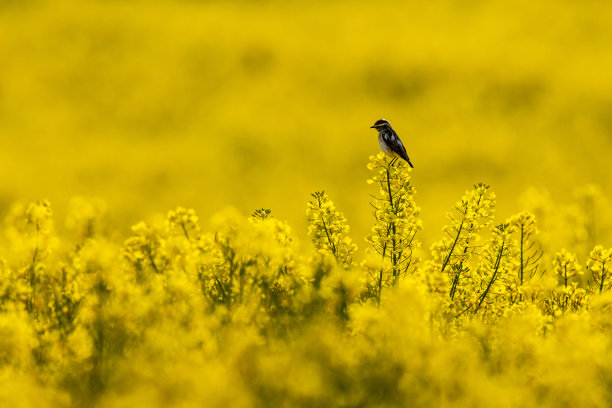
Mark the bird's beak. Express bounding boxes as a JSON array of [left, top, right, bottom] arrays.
[[370, 125, 377, 129]]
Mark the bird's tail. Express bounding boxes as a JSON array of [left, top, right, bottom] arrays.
[[400, 152, 414, 168]]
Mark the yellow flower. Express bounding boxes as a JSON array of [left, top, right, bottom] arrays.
[[587, 245, 612, 294], [363, 153, 421, 304], [306, 191, 356, 269], [553, 249, 582, 288]]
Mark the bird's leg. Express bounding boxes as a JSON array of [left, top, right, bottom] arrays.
[[390, 157, 398, 166]]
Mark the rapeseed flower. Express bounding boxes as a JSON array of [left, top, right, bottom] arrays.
[[431, 183, 495, 302], [0, 181, 611, 406], [363, 153, 421, 305], [587, 245, 612, 294], [306, 191, 356, 269]]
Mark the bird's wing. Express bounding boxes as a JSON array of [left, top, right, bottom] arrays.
[[385, 130, 414, 168]]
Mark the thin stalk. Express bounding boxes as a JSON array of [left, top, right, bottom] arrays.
[[519, 225, 524, 286], [181, 222, 191, 240], [377, 269, 383, 308], [441, 221, 464, 274], [475, 241, 505, 312], [385, 166, 394, 212], [146, 246, 161, 274], [317, 196, 337, 257]]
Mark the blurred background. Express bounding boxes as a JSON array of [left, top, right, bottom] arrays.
[[1, 0, 611, 248]]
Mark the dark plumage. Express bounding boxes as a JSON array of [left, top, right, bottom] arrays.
[[370, 119, 414, 168]]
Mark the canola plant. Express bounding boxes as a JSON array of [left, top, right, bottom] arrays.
[[1, 154, 611, 407], [3, 1, 612, 406]]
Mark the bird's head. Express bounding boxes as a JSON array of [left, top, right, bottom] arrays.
[[370, 119, 391, 130]]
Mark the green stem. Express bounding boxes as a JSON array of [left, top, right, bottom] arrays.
[[441, 221, 464, 274], [385, 166, 394, 212], [377, 269, 383, 308], [146, 246, 161, 274], [181, 222, 191, 240], [519, 225, 524, 286], [449, 264, 461, 300], [476, 241, 505, 312], [317, 196, 337, 258], [321, 218, 337, 258]]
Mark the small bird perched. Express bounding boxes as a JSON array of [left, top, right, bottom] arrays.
[[370, 119, 414, 168]]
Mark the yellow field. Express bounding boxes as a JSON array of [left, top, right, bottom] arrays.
[[2, 0, 612, 244], [2, 0, 612, 407]]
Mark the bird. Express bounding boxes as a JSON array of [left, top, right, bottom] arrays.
[[370, 119, 414, 168]]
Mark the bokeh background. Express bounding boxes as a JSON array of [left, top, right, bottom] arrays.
[[1, 0, 611, 247]]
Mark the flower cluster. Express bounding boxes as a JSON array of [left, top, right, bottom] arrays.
[[0, 168, 612, 407], [306, 191, 357, 269], [553, 249, 583, 288], [471, 222, 518, 315], [429, 183, 495, 303], [363, 153, 422, 304], [542, 249, 588, 316], [587, 245, 612, 294]]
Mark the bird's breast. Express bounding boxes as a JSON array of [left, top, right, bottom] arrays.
[[378, 133, 391, 153]]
